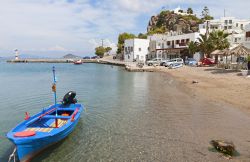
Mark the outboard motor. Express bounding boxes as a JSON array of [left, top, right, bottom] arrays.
[[62, 91, 77, 105]]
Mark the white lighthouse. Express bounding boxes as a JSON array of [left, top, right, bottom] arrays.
[[15, 49, 19, 60]]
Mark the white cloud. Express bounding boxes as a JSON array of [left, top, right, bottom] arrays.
[[0, 0, 249, 57]]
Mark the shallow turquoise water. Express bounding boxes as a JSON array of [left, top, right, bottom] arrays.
[[2, 62, 250, 161], [0, 62, 154, 161]]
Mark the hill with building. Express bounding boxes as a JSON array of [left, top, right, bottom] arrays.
[[147, 9, 203, 34]]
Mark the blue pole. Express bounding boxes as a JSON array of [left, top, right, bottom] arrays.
[[52, 66, 58, 128], [52, 66, 57, 105]]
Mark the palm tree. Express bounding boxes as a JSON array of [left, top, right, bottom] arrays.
[[209, 30, 230, 50], [188, 41, 198, 57], [197, 33, 214, 58], [209, 30, 230, 63]]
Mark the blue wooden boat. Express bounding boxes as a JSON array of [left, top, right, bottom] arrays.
[[6, 67, 84, 162], [7, 103, 84, 161]]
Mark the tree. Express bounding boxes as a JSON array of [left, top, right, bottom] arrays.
[[209, 30, 230, 50], [188, 41, 198, 57], [95, 46, 106, 57], [178, 9, 183, 13], [105, 47, 112, 55], [138, 33, 147, 39], [202, 6, 209, 17], [201, 6, 214, 20], [196, 30, 230, 58], [187, 7, 193, 14], [147, 26, 166, 35], [197, 33, 215, 58], [116, 33, 136, 54], [118, 32, 136, 45]]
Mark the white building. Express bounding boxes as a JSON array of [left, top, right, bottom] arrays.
[[243, 23, 250, 48], [173, 6, 195, 16], [124, 39, 149, 62], [147, 32, 200, 60], [199, 17, 250, 48]]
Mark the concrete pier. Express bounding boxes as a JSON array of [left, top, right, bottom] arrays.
[[6, 58, 159, 72]]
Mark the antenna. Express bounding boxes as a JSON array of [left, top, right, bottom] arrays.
[[224, 9, 226, 17]]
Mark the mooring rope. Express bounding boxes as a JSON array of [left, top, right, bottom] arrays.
[[8, 147, 16, 162]]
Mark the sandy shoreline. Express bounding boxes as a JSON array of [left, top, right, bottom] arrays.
[[104, 56, 250, 114], [156, 66, 250, 114]]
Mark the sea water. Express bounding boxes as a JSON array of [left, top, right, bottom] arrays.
[[0, 62, 154, 161]]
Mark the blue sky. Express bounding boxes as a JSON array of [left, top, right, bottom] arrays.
[[0, 0, 250, 57]]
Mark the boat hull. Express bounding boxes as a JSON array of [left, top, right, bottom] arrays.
[[7, 104, 83, 162]]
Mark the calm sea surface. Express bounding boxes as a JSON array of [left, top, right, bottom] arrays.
[[2, 62, 250, 162], [0, 62, 161, 161]]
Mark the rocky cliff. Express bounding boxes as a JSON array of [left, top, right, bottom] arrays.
[[147, 10, 202, 34]]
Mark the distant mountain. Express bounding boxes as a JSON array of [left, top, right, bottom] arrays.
[[63, 54, 81, 59]]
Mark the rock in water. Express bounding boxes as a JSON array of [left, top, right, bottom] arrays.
[[210, 140, 236, 156], [192, 80, 198, 84]]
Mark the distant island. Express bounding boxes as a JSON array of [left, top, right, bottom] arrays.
[[63, 54, 82, 59]]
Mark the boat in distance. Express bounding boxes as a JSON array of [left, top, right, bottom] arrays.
[[73, 60, 83, 64]]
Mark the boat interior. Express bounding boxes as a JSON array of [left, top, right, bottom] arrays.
[[24, 108, 76, 133]]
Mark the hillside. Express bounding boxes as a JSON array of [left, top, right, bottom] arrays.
[[147, 10, 203, 34], [63, 54, 81, 59]]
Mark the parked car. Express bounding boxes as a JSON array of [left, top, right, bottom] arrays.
[[91, 56, 99, 59], [83, 56, 91, 59], [165, 58, 184, 67], [200, 58, 215, 65], [146, 58, 162, 66], [160, 59, 170, 66], [185, 58, 198, 66]]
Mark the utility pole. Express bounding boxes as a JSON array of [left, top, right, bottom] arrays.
[[205, 20, 209, 38]]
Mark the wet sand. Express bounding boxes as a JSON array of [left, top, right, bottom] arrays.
[[135, 72, 250, 161]]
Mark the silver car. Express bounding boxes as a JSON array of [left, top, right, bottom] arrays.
[[146, 58, 162, 66], [165, 58, 184, 67]]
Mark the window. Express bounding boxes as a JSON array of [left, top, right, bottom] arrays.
[[224, 26, 228, 30], [186, 39, 190, 43], [246, 31, 250, 37], [235, 38, 237, 42], [167, 41, 171, 45], [139, 48, 141, 51], [131, 47, 133, 51], [125, 47, 127, 52], [241, 24, 244, 29], [228, 26, 232, 29], [229, 20, 232, 24], [236, 23, 238, 27], [176, 40, 180, 44], [162, 43, 164, 48], [225, 20, 228, 24]]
